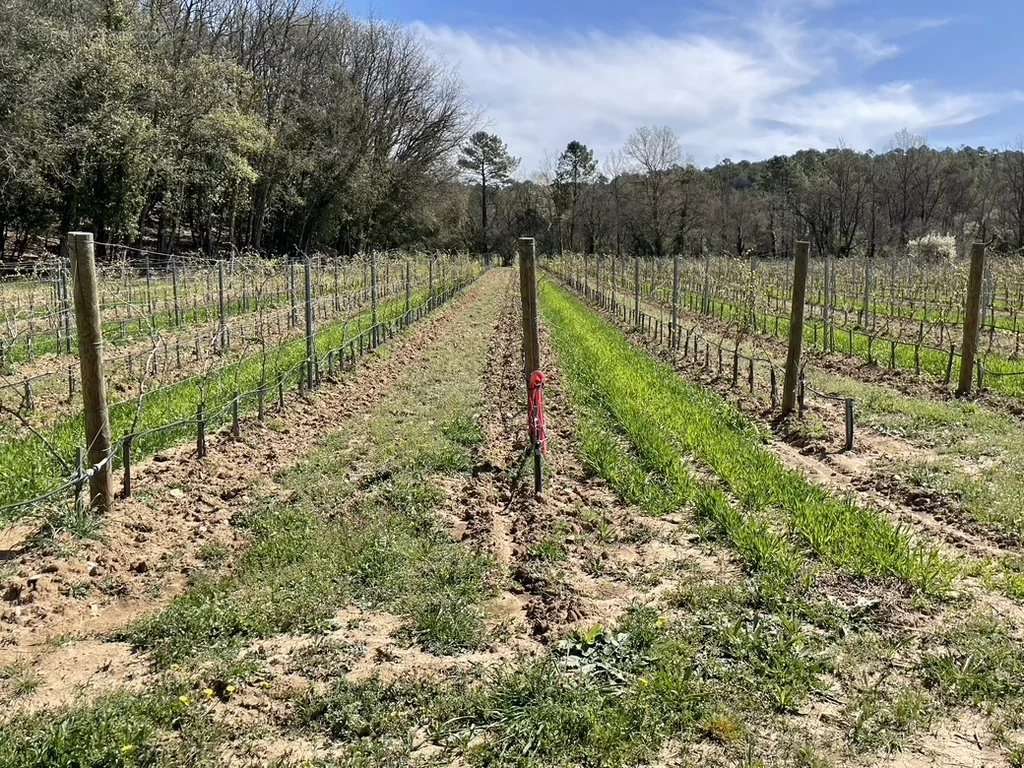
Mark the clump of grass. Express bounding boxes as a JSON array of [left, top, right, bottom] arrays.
[[845, 685, 935, 752], [540, 282, 953, 596], [0, 687, 219, 768], [129, 471, 493, 665], [442, 412, 484, 448], [0, 661, 41, 702], [921, 615, 1024, 706]]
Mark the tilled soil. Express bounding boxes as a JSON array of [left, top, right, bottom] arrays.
[[0, 275, 481, 714], [459, 274, 733, 646]]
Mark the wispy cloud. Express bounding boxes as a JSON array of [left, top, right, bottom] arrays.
[[412, 5, 1012, 172]]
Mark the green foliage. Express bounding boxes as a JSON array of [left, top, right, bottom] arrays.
[[0, 687, 219, 768], [0, 1, 470, 257], [539, 281, 954, 596], [921, 616, 1024, 705]]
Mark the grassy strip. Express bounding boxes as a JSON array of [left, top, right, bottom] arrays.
[[0, 686, 220, 768], [701, 291, 1024, 400], [542, 281, 953, 595], [573, 366, 805, 598], [129, 274, 496, 666], [129, 460, 493, 666], [0, 281, 465, 514]]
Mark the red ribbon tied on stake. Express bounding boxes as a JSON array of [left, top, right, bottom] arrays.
[[528, 370, 548, 455]]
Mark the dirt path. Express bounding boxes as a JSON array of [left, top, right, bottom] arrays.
[[0, 273, 486, 712], [460, 271, 740, 646]]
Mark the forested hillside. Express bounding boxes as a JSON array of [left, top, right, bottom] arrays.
[[0, 0, 469, 260]]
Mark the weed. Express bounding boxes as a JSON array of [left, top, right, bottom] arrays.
[[921, 615, 1024, 705], [442, 412, 484, 448], [540, 282, 953, 596], [0, 661, 41, 702], [0, 687, 220, 768], [845, 685, 935, 752]]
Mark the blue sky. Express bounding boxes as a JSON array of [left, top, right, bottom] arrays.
[[355, 0, 1024, 172]]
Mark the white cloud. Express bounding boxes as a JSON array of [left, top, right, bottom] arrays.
[[411, 10, 1010, 172]]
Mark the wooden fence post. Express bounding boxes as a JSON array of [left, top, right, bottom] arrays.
[[60, 263, 73, 353], [289, 262, 298, 328], [671, 250, 681, 349], [70, 232, 113, 512], [370, 254, 379, 347], [196, 403, 207, 458], [956, 242, 986, 397], [782, 241, 810, 415], [217, 261, 228, 350], [172, 258, 181, 327], [304, 255, 317, 387], [405, 259, 412, 320], [122, 434, 133, 498], [519, 237, 543, 495], [633, 255, 640, 326]]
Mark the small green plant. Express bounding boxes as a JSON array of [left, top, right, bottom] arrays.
[[846, 685, 934, 752], [0, 687, 219, 768], [539, 282, 954, 597], [921, 616, 1024, 705], [442, 412, 484, 448]]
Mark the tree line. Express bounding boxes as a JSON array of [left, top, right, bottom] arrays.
[[461, 128, 1024, 263], [0, 0, 469, 262], [2, 1, 1023, 266]]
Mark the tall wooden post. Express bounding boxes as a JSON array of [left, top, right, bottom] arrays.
[[671, 250, 681, 348], [289, 262, 298, 328], [519, 237, 543, 495], [60, 263, 73, 353], [370, 253, 379, 347], [171, 258, 181, 327], [217, 261, 227, 350], [70, 232, 113, 512], [633, 255, 640, 325], [405, 259, 412, 318], [606, 253, 614, 311], [782, 241, 810, 416], [333, 259, 341, 312], [303, 256, 317, 387], [957, 242, 986, 397]]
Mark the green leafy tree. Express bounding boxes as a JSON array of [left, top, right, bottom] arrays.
[[457, 131, 519, 253], [554, 140, 597, 251]]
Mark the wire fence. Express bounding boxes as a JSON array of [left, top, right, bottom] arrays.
[[553, 265, 860, 452], [556, 252, 1024, 401], [0, 265, 481, 524]]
